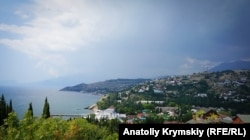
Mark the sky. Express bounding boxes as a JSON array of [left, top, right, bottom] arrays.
[[0, 0, 250, 85]]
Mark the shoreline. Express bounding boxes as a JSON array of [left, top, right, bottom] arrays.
[[87, 103, 98, 112], [86, 94, 108, 113]]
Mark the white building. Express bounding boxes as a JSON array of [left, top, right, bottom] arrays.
[[95, 108, 126, 121]]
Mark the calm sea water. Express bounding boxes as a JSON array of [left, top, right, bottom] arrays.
[[0, 86, 101, 119]]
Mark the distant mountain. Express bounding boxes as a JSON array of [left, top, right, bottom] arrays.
[[60, 78, 150, 93], [209, 60, 250, 72]]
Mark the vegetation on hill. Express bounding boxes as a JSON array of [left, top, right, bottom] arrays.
[[97, 70, 250, 123], [0, 96, 118, 140], [60, 78, 150, 93], [0, 69, 250, 138], [42, 97, 50, 119], [0, 95, 13, 126], [0, 112, 118, 140]]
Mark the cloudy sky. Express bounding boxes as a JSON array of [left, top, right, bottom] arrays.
[[0, 0, 250, 84]]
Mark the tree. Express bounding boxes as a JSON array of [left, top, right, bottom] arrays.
[[0, 94, 7, 125], [206, 113, 218, 123], [145, 115, 164, 124], [9, 99, 13, 113], [28, 102, 33, 117], [42, 97, 50, 119]]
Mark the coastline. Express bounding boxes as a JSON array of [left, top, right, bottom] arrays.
[[87, 94, 108, 113], [88, 103, 98, 112]]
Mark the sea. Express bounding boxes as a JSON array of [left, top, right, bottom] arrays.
[[0, 86, 102, 119]]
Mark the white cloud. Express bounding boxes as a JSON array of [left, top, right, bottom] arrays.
[[186, 57, 195, 64], [242, 58, 250, 62], [2, 0, 246, 82], [179, 57, 221, 74], [0, 0, 117, 78]]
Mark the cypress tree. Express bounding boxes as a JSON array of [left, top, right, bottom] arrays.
[[6, 104, 9, 116], [0, 95, 3, 125], [0, 94, 7, 125], [10, 99, 13, 112], [42, 97, 50, 119], [7, 99, 13, 114], [0, 94, 8, 125], [28, 102, 33, 117], [0, 95, 15, 126], [2, 95, 6, 118]]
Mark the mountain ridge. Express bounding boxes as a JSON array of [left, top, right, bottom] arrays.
[[60, 60, 250, 93], [209, 60, 250, 72], [60, 78, 150, 93]]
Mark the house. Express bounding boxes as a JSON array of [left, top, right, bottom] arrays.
[[224, 79, 231, 84], [125, 114, 146, 124], [240, 77, 247, 83], [137, 113, 144, 118], [155, 107, 177, 116], [153, 89, 163, 94], [136, 100, 165, 104], [138, 89, 145, 93], [196, 93, 207, 98], [232, 114, 250, 124], [137, 113, 146, 121], [95, 108, 117, 120], [126, 119, 134, 124]]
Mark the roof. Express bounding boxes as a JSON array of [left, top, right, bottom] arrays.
[[219, 116, 233, 124], [186, 119, 210, 124], [236, 114, 250, 123], [104, 108, 115, 113]]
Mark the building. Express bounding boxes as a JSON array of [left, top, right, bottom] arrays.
[[232, 114, 250, 124], [95, 108, 126, 121]]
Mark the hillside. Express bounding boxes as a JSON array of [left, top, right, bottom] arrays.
[[96, 69, 250, 119], [60, 78, 150, 93]]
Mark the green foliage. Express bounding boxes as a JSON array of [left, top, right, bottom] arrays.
[[42, 97, 50, 119], [20, 113, 35, 139], [0, 95, 118, 140], [0, 113, 118, 140], [6, 100, 13, 115], [196, 80, 209, 92], [181, 111, 193, 122], [0, 94, 14, 126], [144, 114, 164, 124], [236, 85, 250, 95], [28, 102, 33, 117], [142, 103, 155, 110], [97, 93, 119, 110], [167, 101, 177, 107], [4, 112, 19, 128]]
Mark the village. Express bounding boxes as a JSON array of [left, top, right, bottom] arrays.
[[93, 70, 250, 124]]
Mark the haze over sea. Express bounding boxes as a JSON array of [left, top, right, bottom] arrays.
[[0, 86, 101, 119]]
